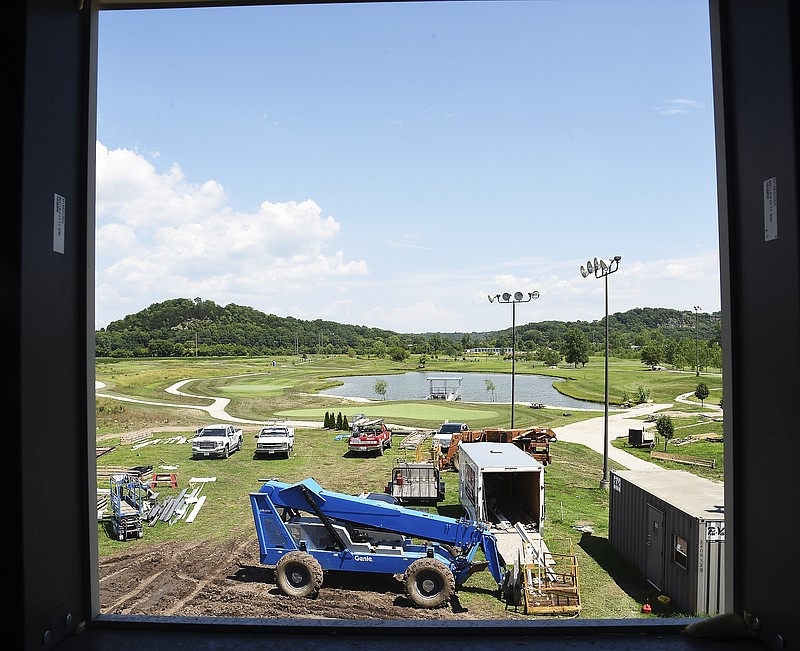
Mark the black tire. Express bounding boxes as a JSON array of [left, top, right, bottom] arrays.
[[403, 557, 455, 608], [223, 445, 230, 459], [452, 448, 461, 472], [275, 552, 323, 598]]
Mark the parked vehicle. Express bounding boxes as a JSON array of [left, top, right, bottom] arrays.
[[250, 477, 512, 608], [255, 424, 295, 459], [431, 422, 469, 452], [190, 423, 243, 459], [348, 418, 392, 455]]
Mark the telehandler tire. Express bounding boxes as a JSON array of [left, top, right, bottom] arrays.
[[403, 557, 455, 608], [275, 551, 323, 598]]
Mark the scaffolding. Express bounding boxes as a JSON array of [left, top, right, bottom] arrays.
[[517, 528, 582, 616]]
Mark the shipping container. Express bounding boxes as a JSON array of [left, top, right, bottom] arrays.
[[458, 442, 545, 531], [609, 469, 725, 615]]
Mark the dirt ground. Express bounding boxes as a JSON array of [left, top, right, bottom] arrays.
[[99, 535, 528, 621]]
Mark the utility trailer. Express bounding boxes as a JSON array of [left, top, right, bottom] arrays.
[[435, 426, 556, 470], [458, 443, 545, 531], [250, 477, 514, 608], [385, 459, 445, 505], [628, 427, 655, 448]]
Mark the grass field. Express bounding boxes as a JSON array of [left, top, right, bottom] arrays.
[[96, 353, 722, 619]]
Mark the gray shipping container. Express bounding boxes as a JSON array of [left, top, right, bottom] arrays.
[[609, 469, 725, 615]]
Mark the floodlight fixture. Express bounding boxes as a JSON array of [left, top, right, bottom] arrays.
[[488, 288, 541, 428], [578, 254, 622, 491]]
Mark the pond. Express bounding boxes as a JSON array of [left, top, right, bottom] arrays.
[[319, 372, 599, 410]]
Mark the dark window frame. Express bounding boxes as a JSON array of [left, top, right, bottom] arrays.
[[10, 1, 798, 650]]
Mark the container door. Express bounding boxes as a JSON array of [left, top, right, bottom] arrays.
[[645, 504, 665, 589]]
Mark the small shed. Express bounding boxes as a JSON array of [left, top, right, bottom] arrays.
[[609, 469, 725, 616]]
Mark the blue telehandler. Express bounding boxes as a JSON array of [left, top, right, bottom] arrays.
[[250, 477, 513, 608]]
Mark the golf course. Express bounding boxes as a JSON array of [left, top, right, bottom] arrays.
[[95, 352, 723, 620]]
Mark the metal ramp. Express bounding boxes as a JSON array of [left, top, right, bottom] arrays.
[[489, 506, 581, 616]]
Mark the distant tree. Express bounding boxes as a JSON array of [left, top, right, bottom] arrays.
[[561, 328, 590, 367], [695, 382, 710, 407], [542, 348, 562, 367], [485, 379, 496, 402], [371, 340, 387, 358], [418, 354, 428, 368], [341, 415, 349, 431], [640, 342, 664, 369], [388, 345, 409, 362], [336, 412, 343, 430], [324, 412, 333, 429], [655, 415, 675, 451], [374, 379, 388, 401]]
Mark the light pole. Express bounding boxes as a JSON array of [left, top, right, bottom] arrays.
[[488, 291, 540, 429], [580, 255, 621, 491], [694, 306, 702, 376]]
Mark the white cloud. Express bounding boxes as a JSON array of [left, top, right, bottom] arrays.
[[655, 98, 705, 115], [95, 142, 368, 328]]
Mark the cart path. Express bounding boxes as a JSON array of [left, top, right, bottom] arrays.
[[95, 379, 323, 428], [552, 402, 673, 472]]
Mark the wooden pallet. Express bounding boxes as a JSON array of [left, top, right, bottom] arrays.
[[651, 450, 716, 468]]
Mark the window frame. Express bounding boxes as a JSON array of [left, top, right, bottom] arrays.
[[10, 0, 798, 649]]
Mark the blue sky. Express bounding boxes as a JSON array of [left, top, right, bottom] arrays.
[[95, 0, 719, 334]]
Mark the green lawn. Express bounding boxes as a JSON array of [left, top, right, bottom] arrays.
[[95, 353, 720, 619]]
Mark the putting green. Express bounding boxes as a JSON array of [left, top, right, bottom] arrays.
[[277, 403, 498, 422]]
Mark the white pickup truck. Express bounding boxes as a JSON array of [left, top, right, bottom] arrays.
[[191, 423, 243, 459], [254, 424, 295, 459]]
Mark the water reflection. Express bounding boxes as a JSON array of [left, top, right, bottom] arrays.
[[320, 372, 598, 409]]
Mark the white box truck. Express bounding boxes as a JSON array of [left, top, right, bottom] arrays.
[[458, 442, 545, 532]]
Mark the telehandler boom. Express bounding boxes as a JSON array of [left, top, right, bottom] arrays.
[[250, 477, 510, 608]]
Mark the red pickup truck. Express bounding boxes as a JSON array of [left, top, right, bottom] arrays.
[[348, 418, 392, 455]]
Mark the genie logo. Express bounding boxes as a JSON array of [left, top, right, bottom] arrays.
[[353, 555, 373, 562]]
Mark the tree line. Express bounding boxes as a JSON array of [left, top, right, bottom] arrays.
[[95, 297, 722, 371]]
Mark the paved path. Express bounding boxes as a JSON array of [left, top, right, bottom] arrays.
[[552, 402, 673, 472], [95, 380, 322, 428]]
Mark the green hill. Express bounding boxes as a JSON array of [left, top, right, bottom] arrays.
[[95, 297, 721, 369]]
